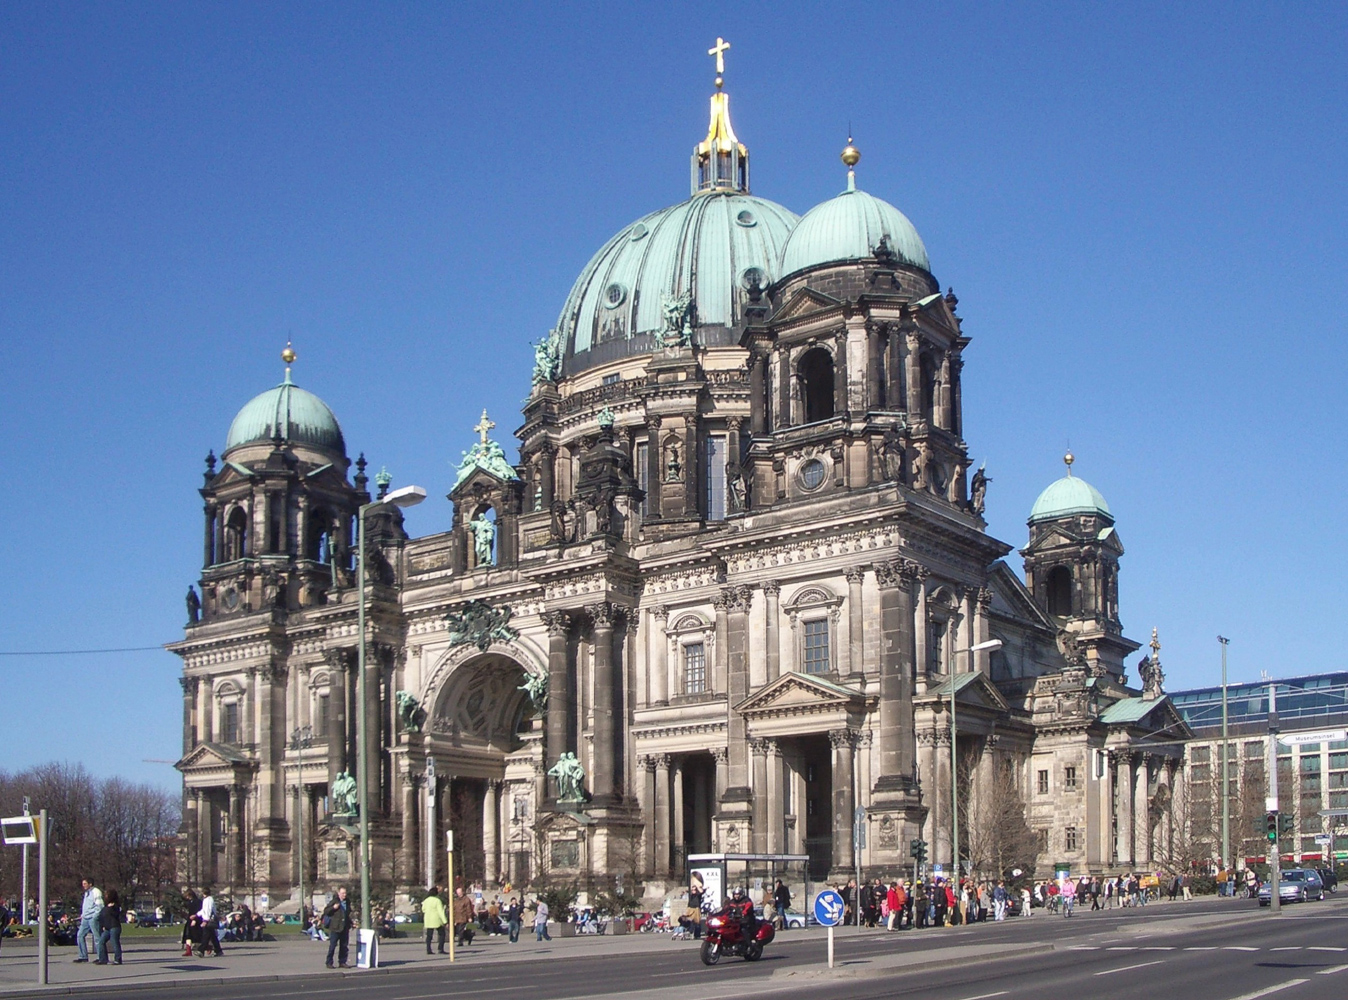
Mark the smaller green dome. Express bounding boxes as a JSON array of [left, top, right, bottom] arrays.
[[225, 375, 345, 456], [781, 183, 930, 278], [1029, 475, 1113, 524]]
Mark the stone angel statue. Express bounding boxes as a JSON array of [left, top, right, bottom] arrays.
[[518, 670, 548, 712]]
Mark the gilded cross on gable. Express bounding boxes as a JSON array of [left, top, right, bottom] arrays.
[[1149, 627, 1161, 660], [473, 409, 495, 445], [708, 36, 731, 81]]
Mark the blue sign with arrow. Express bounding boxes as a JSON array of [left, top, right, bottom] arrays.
[[813, 888, 844, 927]]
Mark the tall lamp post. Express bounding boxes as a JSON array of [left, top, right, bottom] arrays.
[[950, 638, 1004, 879], [1217, 636, 1231, 875], [289, 725, 313, 923], [357, 483, 427, 931]]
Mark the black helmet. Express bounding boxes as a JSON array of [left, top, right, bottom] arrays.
[[731, 886, 745, 900]]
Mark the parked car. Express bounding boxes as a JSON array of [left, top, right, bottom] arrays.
[[1258, 869, 1325, 905], [754, 907, 811, 929], [1316, 868, 1338, 893]]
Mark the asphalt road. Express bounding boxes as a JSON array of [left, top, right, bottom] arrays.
[[45, 895, 1348, 1000]]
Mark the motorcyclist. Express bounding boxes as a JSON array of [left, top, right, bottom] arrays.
[[719, 887, 758, 940]]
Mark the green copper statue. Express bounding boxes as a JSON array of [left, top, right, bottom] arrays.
[[547, 752, 587, 803]]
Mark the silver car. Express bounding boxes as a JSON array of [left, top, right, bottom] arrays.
[[1258, 868, 1325, 905]]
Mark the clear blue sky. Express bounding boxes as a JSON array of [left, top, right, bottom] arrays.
[[2, 2, 1344, 789]]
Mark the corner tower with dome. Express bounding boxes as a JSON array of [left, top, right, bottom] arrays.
[[170, 46, 1189, 911]]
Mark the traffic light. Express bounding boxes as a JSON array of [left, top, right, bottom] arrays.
[[910, 839, 928, 864], [1279, 813, 1294, 837], [1266, 812, 1278, 842]]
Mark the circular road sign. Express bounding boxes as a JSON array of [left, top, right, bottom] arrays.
[[813, 888, 845, 927]]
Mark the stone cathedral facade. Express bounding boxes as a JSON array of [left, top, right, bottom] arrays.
[[171, 55, 1192, 911]]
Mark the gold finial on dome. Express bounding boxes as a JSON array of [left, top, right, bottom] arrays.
[[282, 341, 297, 383], [1064, 450, 1075, 476], [693, 37, 748, 195], [841, 137, 860, 167]]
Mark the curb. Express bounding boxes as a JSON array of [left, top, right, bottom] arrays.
[[0, 965, 397, 998], [770, 942, 1055, 980]]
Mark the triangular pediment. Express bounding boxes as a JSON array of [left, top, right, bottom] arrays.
[[736, 672, 868, 716], [921, 671, 1010, 714], [448, 465, 513, 500], [176, 741, 253, 772], [1022, 527, 1086, 554], [987, 561, 1053, 629], [771, 287, 841, 324]]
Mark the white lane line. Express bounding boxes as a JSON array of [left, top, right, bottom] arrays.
[[1271, 946, 1303, 952], [1066, 945, 1100, 950], [955, 993, 1009, 1000], [1309, 946, 1347, 951], [1317, 964, 1348, 975], [1185, 946, 1219, 951], [1105, 945, 1138, 951], [1224, 945, 1260, 951], [1142, 946, 1177, 951], [1225, 981, 1308, 1000], [1095, 960, 1164, 976]]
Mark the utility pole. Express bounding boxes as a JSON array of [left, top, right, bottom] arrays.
[[1218, 636, 1230, 875], [1268, 680, 1281, 915]]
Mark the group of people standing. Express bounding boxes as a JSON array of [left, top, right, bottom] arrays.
[[71, 879, 124, 966], [418, 885, 484, 954]]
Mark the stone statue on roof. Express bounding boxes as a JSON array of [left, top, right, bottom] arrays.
[[548, 752, 587, 804]]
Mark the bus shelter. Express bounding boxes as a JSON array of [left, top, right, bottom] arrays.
[[686, 852, 812, 918]]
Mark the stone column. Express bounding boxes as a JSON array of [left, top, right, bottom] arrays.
[[363, 654, 382, 817], [938, 352, 953, 430], [711, 747, 728, 801], [875, 560, 922, 791], [692, 766, 710, 854], [763, 581, 781, 683], [933, 729, 951, 863], [845, 566, 866, 679], [588, 603, 620, 804], [325, 650, 349, 786], [181, 677, 198, 753], [198, 679, 214, 743], [649, 606, 669, 705], [830, 730, 856, 873], [672, 758, 685, 864], [887, 326, 905, 410], [833, 329, 849, 416], [540, 443, 556, 510], [400, 769, 418, 885], [543, 611, 571, 792], [974, 588, 994, 674], [187, 789, 202, 886], [750, 740, 770, 853], [483, 779, 499, 885], [766, 740, 784, 855], [1114, 752, 1134, 865], [653, 754, 671, 878], [866, 320, 884, 410], [713, 594, 729, 695], [1134, 754, 1152, 865], [718, 587, 754, 810], [636, 756, 655, 874], [904, 327, 923, 421], [644, 418, 661, 518], [749, 353, 768, 436], [226, 784, 242, 888]]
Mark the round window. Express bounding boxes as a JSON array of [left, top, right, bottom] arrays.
[[628, 223, 648, 241], [603, 283, 626, 308], [736, 209, 757, 227], [800, 459, 826, 490], [740, 266, 767, 290]]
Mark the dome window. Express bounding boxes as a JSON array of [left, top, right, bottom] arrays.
[[603, 283, 627, 309], [736, 209, 757, 227], [740, 266, 767, 290], [628, 223, 648, 241], [799, 459, 826, 491]]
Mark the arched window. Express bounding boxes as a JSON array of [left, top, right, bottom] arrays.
[[920, 352, 938, 422], [1046, 566, 1073, 617], [307, 508, 332, 561], [224, 508, 248, 562], [798, 347, 834, 424]]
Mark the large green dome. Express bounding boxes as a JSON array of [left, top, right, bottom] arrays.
[[224, 375, 346, 456], [556, 191, 798, 374], [1029, 475, 1113, 524], [781, 183, 929, 278]]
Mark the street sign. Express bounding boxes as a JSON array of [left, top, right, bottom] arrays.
[[814, 889, 844, 927], [1278, 730, 1347, 747], [1, 816, 37, 845], [1316, 835, 1333, 846]]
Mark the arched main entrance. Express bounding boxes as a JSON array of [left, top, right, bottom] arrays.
[[422, 650, 542, 887]]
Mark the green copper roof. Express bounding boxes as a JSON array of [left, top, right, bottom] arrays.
[[780, 184, 930, 278], [224, 375, 345, 455], [556, 191, 798, 373], [1098, 695, 1167, 725], [928, 672, 981, 698], [1029, 475, 1113, 524]]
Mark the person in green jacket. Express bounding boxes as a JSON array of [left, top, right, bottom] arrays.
[[422, 886, 448, 955]]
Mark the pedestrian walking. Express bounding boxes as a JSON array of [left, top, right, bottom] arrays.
[[73, 879, 103, 963], [422, 886, 448, 954], [452, 887, 475, 946], [94, 889, 123, 965], [534, 898, 551, 941], [506, 898, 523, 942], [322, 887, 352, 969], [198, 887, 223, 957], [992, 880, 1009, 921], [773, 880, 791, 930]]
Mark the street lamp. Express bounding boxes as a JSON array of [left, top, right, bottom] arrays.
[[950, 638, 1004, 882], [357, 483, 426, 930], [289, 725, 313, 925], [1218, 636, 1231, 876]]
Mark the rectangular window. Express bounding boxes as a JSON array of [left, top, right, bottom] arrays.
[[1064, 766, 1078, 791], [1244, 741, 1263, 759], [684, 642, 707, 695], [1037, 769, 1049, 795], [705, 435, 727, 520], [1302, 754, 1322, 773], [636, 441, 650, 516], [222, 702, 240, 744], [601, 373, 621, 386], [1191, 763, 1211, 783], [803, 619, 830, 674], [929, 620, 947, 674], [1065, 827, 1078, 852], [315, 693, 329, 739], [1329, 752, 1348, 770], [1191, 746, 1210, 764]]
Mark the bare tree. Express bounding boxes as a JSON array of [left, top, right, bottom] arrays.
[[960, 750, 1040, 881]]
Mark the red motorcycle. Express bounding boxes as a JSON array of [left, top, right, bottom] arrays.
[[699, 911, 775, 964]]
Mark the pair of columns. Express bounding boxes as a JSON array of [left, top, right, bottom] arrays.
[[1113, 751, 1178, 867]]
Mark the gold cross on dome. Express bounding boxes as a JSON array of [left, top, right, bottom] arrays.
[[473, 409, 495, 445], [708, 36, 731, 76], [1150, 627, 1161, 660]]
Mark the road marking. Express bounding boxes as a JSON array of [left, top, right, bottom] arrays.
[[1141, 946, 1176, 951], [1095, 960, 1164, 976], [1271, 947, 1303, 951], [955, 993, 1008, 1000], [1224, 945, 1259, 951], [1225, 981, 1307, 1000], [1317, 964, 1348, 975], [1066, 945, 1100, 950], [1185, 946, 1218, 951], [1105, 945, 1138, 951], [1309, 946, 1347, 951]]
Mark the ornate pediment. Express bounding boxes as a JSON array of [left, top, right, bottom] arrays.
[[736, 671, 869, 718], [176, 740, 255, 776], [919, 671, 1010, 714], [772, 287, 840, 325]]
